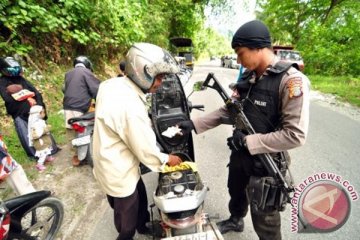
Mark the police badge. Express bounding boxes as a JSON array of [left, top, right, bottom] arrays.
[[287, 77, 303, 98]]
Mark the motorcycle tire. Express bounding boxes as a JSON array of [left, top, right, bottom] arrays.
[[20, 197, 64, 240]]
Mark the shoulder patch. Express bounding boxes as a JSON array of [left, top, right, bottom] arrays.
[[287, 77, 303, 98]]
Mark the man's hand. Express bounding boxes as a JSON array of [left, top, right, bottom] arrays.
[[167, 154, 182, 166], [177, 120, 194, 135], [227, 129, 247, 151]]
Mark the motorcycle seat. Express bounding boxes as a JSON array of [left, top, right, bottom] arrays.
[[68, 112, 95, 124]]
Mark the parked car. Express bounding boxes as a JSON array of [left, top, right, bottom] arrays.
[[273, 45, 305, 72], [223, 54, 239, 69]]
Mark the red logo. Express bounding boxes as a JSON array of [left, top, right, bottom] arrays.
[[298, 181, 351, 232]]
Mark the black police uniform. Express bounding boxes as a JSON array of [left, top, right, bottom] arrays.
[[227, 63, 293, 240]]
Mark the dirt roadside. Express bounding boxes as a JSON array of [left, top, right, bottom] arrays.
[[30, 143, 108, 240]]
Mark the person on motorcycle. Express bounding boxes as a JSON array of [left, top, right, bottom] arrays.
[[92, 42, 182, 240], [177, 20, 310, 240], [0, 56, 59, 159], [63, 56, 100, 166]]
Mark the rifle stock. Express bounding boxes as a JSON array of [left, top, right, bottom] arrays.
[[202, 73, 293, 193], [203, 72, 231, 103]]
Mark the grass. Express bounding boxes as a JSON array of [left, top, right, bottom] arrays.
[[309, 75, 360, 107]]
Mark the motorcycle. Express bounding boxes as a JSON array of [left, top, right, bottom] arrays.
[[149, 72, 224, 239], [67, 111, 95, 167], [0, 190, 64, 240]]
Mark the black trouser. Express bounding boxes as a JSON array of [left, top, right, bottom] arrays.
[[107, 178, 150, 240], [228, 150, 281, 240]]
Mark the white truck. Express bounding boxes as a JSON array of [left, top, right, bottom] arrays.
[[273, 45, 304, 72]]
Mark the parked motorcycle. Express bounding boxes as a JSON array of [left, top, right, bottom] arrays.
[[149, 73, 223, 239], [0, 190, 64, 240], [67, 111, 95, 167]]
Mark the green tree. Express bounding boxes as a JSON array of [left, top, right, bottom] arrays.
[[257, 0, 360, 76], [0, 0, 237, 67]]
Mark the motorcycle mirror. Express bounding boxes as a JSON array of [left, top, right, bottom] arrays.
[[187, 81, 206, 99], [193, 81, 206, 92]]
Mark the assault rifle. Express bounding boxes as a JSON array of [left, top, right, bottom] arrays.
[[201, 73, 294, 197]]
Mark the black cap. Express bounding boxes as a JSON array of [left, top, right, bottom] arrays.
[[231, 20, 272, 49]]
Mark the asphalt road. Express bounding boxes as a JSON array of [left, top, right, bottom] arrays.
[[88, 61, 360, 240]]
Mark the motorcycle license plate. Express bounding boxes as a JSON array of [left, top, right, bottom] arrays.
[[72, 135, 91, 146], [161, 230, 223, 240]]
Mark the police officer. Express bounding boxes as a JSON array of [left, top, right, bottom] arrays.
[[178, 20, 310, 239]]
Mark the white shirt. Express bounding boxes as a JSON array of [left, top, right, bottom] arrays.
[[92, 76, 168, 197]]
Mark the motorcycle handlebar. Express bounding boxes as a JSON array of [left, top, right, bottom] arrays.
[[190, 104, 205, 111]]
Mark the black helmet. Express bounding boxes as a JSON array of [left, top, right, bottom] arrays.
[[73, 56, 93, 71], [0, 57, 23, 76], [231, 20, 272, 49]]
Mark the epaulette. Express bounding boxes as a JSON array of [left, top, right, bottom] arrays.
[[267, 61, 295, 74]]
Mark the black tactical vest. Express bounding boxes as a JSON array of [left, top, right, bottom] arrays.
[[236, 62, 294, 134]]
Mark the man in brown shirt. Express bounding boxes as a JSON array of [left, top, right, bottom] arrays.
[[178, 20, 310, 240]]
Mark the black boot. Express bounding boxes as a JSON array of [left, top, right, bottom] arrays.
[[216, 216, 244, 234]]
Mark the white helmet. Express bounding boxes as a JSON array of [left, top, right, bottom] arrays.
[[125, 42, 179, 92]]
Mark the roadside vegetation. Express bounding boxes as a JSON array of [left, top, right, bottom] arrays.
[[0, 0, 359, 176], [310, 75, 360, 107]]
